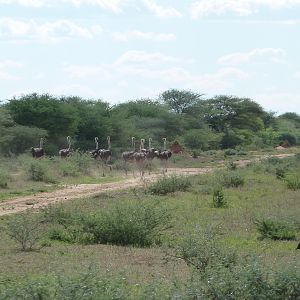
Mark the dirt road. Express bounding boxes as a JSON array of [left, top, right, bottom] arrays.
[[0, 153, 294, 216]]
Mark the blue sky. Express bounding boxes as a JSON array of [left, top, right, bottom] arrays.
[[0, 0, 300, 114]]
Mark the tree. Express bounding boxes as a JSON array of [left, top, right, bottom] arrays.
[[159, 89, 204, 114], [202, 95, 265, 133]]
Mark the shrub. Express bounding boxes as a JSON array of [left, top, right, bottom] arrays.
[[285, 175, 300, 190], [0, 172, 10, 188], [168, 230, 237, 272], [275, 166, 286, 179], [227, 161, 237, 170], [148, 175, 192, 195], [2, 210, 46, 251], [47, 200, 171, 247], [212, 188, 227, 208], [255, 219, 297, 240], [224, 148, 238, 156], [221, 171, 244, 188]]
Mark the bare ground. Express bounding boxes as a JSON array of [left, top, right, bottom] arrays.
[[0, 153, 294, 216]]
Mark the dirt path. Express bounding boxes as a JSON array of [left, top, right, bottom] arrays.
[[0, 153, 295, 216]]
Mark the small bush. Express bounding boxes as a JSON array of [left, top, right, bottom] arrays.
[[25, 160, 56, 183], [255, 219, 297, 240], [148, 175, 192, 195], [224, 148, 237, 156], [221, 171, 244, 188], [168, 230, 237, 272], [285, 175, 300, 190], [275, 166, 286, 179], [0, 172, 10, 188], [227, 161, 237, 170], [212, 188, 227, 208], [3, 210, 46, 251]]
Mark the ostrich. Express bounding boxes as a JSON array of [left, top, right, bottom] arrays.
[[98, 136, 112, 163], [59, 136, 72, 158], [297, 242, 300, 250], [122, 137, 137, 162], [121, 137, 138, 175], [142, 138, 157, 174], [90, 137, 99, 159], [31, 138, 45, 158], [133, 138, 147, 177], [155, 137, 172, 174]]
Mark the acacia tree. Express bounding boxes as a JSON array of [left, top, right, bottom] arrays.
[[159, 89, 204, 114]]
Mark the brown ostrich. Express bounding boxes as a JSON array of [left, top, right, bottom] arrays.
[[122, 137, 137, 162], [155, 137, 172, 174], [133, 138, 147, 177], [31, 137, 45, 158], [98, 136, 112, 163], [59, 136, 72, 158]]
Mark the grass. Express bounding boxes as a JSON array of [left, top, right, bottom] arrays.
[[0, 149, 300, 298]]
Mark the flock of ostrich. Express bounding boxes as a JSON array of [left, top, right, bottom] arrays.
[[31, 136, 172, 176]]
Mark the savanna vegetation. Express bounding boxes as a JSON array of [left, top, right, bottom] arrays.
[[0, 155, 300, 299], [0, 90, 300, 299], [1, 90, 300, 156]]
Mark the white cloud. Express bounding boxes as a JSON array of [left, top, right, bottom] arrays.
[[0, 18, 102, 42], [190, 0, 300, 19], [63, 50, 251, 95], [254, 92, 300, 114], [218, 48, 286, 65], [112, 30, 176, 42], [295, 71, 300, 79], [0, 0, 127, 12], [113, 50, 182, 67], [143, 0, 182, 18], [0, 59, 23, 80]]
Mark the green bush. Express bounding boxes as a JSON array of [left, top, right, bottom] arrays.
[[148, 175, 192, 195], [212, 188, 227, 208], [2, 210, 46, 251], [285, 175, 300, 190], [47, 200, 171, 247], [0, 172, 10, 188], [221, 171, 245, 188], [168, 230, 237, 272], [255, 219, 297, 240]]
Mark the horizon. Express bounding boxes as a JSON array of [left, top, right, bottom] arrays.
[[1, 0, 300, 114]]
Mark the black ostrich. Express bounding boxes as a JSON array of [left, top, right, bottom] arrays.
[[31, 138, 45, 158], [297, 242, 300, 250], [90, 137, 100, 159], [122, 137, 137, 162], [98, 136, 112, 163], [133, 138, 147, 177], [59, 136, 72, 158], [155, 137, 172, 173]]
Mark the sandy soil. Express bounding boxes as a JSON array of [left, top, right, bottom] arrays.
[[0, 153, 294, 216]]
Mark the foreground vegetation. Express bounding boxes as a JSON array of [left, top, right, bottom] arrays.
[[0, 154, 299, 299]]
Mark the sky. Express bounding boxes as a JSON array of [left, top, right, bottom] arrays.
[[0, 0, 300, 115]]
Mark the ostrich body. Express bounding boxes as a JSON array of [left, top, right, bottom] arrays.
[[122, 137, 137, 162], [133, 139, 147, 177], [155, 138, 172, 173], [59, 136, 72, 158], [297, 242, 300, 250], [98, 136, 112, 163], [31, 138, 45, 158]]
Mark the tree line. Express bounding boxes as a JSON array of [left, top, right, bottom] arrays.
[[0, 90, 300, 156]]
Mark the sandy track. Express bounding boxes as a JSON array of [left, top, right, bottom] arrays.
[[0, 167, 213, 216], [0, 153, 294, 216]]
